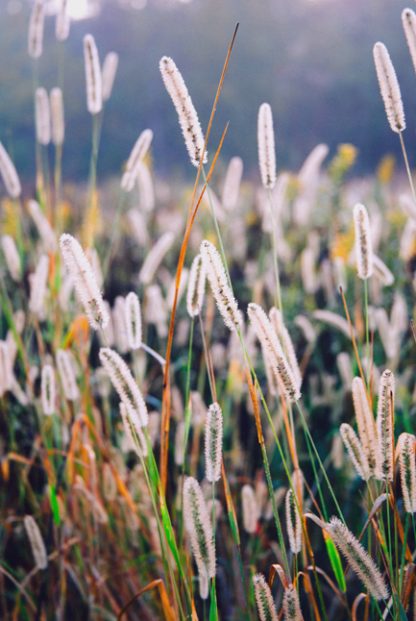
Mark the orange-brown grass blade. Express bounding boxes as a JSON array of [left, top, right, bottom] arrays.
[[117, 578, 176, 621], [160, 23, 239, 493]]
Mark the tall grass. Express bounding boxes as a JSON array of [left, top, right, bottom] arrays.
[[0, 4, 415, 621]]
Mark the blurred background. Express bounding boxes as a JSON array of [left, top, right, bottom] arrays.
[[1, 0, 414, 182]]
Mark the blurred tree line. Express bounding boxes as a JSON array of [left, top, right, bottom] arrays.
[[0, 0, 414, 183]]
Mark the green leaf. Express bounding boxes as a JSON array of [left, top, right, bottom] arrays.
[[209, 579, 218, 621], [49, 485, 61, 526], [325, 535, 346, 592]]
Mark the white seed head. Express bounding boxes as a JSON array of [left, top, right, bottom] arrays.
[[372, 255, 394, 287], [35, 88, 51, 146], [101, 52, 119, 102], [353, 203, 373, 280], [351, 377, 377, 471], [0, 142, 21, 198], [59, 234, 109, 330], [29, 254, 49, 317], [402, 10, 416, 75], [258, 103, 276, 190], [99, 347, 148, 427], [285, 489, 302, 554], [282, 585, 304, 621], [56, 349, 79, 401], [375, 369, 395, 482], [204, 402, 223, 482], [124, 291, 142, 350], [252, 573, 278, 621], [397, 432, 416, 513], [248, 303, 300, 402], [50, 88, 65, 146], [24, 515, 48, 570], [56, 0, 70, 41], [136, 162, 155, 212], [83, 34, 102, 115], [0, 341, 13, 396], [1, 235, 21, 281], [28, 0, 45, 59], [200, 240, 242, 332], [138, 231, 174, 285], [121, 129, 153, 192], [269, 307, 302, 393], [28, 200, 56, 252], [373, 42, 405, 133], [119, 402, 148, 457], [186, 254, 206, 318], [340, 423, 371, 481], [41, 364, 55, 415], [241, 484, 260, 534], [326, 517, 388, 600], [159, 56, 207, 168], [183, 476, 216, 578], [312, 310, 353, 340], [222, 156, 243, 211]]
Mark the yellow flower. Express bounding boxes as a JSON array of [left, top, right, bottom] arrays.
[[377, 155, 395, 184], [331, 228, 355, 261]]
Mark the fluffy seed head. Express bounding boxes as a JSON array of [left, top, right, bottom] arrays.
[[0, 341, 13, 396], [222, 156, 243, 211], [373, 42, 405, 133], [402, 10, 416, 75], [138, 231, 174, 285], [1, 235, 21, 281], [372, 255, 394, 287], [326, 517, 389, 600], [248, 303, 300, 402], [351, 377, 377, 471], [186, 254, 206, 318], [241, 484, 260, 534], [102, 52, 119, 101], [59, 234, 109, 330], [200, 240, 242, 332], [353, 203, 373, 279], [312, 310, 353, 340], [282, 585, 304, 621], [204, 402, 223, 482], [120, 402, 148, 458], [159, 56, 207, 168], [50, 88, 65, 146], [136, 162, 155, 212], [252, 573, 278, 621], [28, 200, 56, 252], [56, 349, 79, 401], [41, 364, 55, 415], [375, 369, 395, 482], [24, 516, 47, 570], [183, 476, 216, 578], [269, 307, 302, 393], [285, 489, 302, 554], [28, 0, 45, 59], [29, 254, 49, 317], [99, 347, 149, 427], [0, 142, 21, 198], [397, 433, 416, 513], [35, 87, 51, 146], [121, 129, 153, 192], [83, 34, 102, 115], [124, 291, 142, 350], [340, 423, 371, 481], [258, 103, 276, 189], [56, 0, 70, 41]]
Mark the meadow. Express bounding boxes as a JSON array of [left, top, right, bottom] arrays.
[[1, 1, 416, 620]]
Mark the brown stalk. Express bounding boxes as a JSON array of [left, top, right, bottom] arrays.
[[160, 24, 239, 493]]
